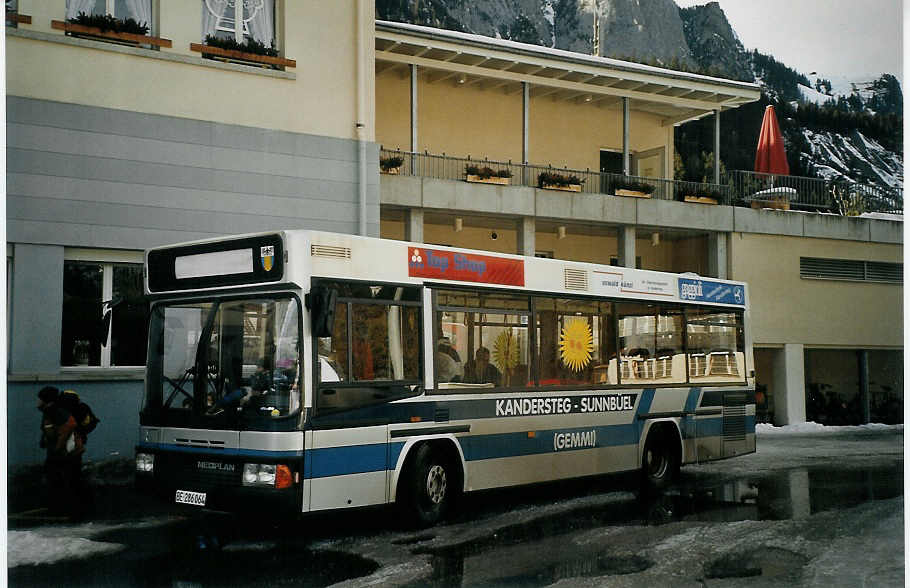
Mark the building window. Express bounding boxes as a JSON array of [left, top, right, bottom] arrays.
[[6, 0, 17, 27], [66, 0, 153, 32], [202, 0, 275, 46], [61, 260, 148, 367]]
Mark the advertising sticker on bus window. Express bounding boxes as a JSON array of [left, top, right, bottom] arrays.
[[408, 248, 524, 286]]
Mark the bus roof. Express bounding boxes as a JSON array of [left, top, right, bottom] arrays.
[[145, 229, 749, 308]]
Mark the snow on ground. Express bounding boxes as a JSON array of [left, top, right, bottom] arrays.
[[757, 422, 903, 435], [8, 530, 124, 567], [7, 518, 176, 568]]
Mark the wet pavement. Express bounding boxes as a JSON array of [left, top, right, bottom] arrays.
[[7, 428, 904, 587]]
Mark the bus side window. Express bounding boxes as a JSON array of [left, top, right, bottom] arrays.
[[318, 302, 347, 383]]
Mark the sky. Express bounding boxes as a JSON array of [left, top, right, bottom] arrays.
[[673, 0, 903, 83]]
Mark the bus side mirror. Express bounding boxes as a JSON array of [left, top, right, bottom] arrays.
[[310, 287, 338, 338]]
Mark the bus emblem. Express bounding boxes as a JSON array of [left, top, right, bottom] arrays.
[[260, 246, 275, 271]]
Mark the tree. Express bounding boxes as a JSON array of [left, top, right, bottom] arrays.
[[499, 13, 542, 45]]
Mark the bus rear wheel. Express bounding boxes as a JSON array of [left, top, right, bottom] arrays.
[[641, 429, 679, 491], [401, 444, 457, 527]]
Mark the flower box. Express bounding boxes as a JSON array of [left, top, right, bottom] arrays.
[[51, 20, 172, 47], [189, 43, 296, 68], [615, 188, 652, 199], [541, 183, 582, 192], [683, 195, 718, 205], [381, 166, 401, 175], [6, 12, 31, 25], [466, 174, 510, 185]]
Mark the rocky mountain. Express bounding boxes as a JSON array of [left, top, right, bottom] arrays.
[[678, 2, 751, 81], [375, 0, 903, 202]]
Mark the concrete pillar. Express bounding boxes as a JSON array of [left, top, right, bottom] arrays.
[[410, 64, 418, 171], [772, 343, 806, 426], [405, 208, 424, 243], [522, 82, 530, 186], [707, 232, 728, 279], [858, 349, 870, 424], [617, 226, 636, 269], [714, 109, 721, 184], [622, 97, 631, 176], [517, 217, 535, 257]]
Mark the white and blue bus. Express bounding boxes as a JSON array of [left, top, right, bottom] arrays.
[[136, 230, 755, 525]]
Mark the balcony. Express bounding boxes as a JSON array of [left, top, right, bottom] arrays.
[[380, 149, 902, 217]]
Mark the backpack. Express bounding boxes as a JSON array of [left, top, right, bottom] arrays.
[[59, 390, 100, 438]]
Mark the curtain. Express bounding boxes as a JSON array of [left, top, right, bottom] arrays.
[[247, 0, 274, 46], [122, 0, 152, 29], [202, 0, 231, 39], [66, 0, 99, 20]]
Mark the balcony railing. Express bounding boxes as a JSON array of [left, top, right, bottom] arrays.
[[380, 149, 902, 216], [723, 170, 902, 215]]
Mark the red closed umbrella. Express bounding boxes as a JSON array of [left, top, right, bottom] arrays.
[[754, 105, 789, 175]]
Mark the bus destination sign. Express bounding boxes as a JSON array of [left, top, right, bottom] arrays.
[[408, 248, 525, 286]]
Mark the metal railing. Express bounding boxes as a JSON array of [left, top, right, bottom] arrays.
[[380, 149, 733, 205], [722, 170, 902, 214], [380, 149, 902, 215]]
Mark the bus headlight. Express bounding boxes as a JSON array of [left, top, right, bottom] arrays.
[[135, 453, 155, 473], [242, 463, 292, 488]]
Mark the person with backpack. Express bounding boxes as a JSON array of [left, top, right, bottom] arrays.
[[37, 386, 96, 519]]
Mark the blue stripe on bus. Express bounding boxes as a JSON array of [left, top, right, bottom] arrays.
[[302, 415, 758, 477], [137, 442, 304, 459], [304, 442, 406, 479], [685, 388, 702, 413], [459, 423, 640, 461], [681, 388, 701, 438]]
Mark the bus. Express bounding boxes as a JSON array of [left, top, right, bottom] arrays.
[[136, 230, 755, 525]]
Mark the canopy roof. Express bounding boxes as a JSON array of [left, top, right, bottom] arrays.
[[376, 20, 761, 127]]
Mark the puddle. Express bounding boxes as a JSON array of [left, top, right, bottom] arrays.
[[10, 546, 378, 588], [495, 554, 652, 584], [392, 533, 436, 545], [406, 463, 902, 586], [704, 547, 807, 580]]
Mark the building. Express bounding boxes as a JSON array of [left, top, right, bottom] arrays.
[[5, 2, 902, 467], [6, 0, 377, 466]]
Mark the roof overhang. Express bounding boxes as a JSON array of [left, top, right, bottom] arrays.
[[376, 20, 761, 126]]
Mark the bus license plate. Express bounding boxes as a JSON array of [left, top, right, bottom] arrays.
[[175, 490, 206, 506]]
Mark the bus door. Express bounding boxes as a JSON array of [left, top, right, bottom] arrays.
[[307, 280, 423, 510]]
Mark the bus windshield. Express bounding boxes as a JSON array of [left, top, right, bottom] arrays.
[[143, 295, 301, 429]]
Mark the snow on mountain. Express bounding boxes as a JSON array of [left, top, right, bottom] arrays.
[[799, 128, 903, 190], [798, 84, 834, 105]]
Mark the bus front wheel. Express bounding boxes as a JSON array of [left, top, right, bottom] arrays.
[[401, 444, 456, 527]]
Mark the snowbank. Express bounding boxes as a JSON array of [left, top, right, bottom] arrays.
[[8, 530, 124, 567], [757, 422, 903, 435]]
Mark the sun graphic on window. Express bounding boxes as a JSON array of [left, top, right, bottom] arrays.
[[559, 319, 594, 372], [492, 330, 520, 372]]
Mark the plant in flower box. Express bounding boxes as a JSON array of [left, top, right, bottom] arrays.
[[611, 179, 655, 198], [189, 34, 295, 69], [68, 11, 150, 35], [465, 165, 512, 185], [380, 155, 404, 174], [52, 11, 173, 48], [538, 171, 583, 192]]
